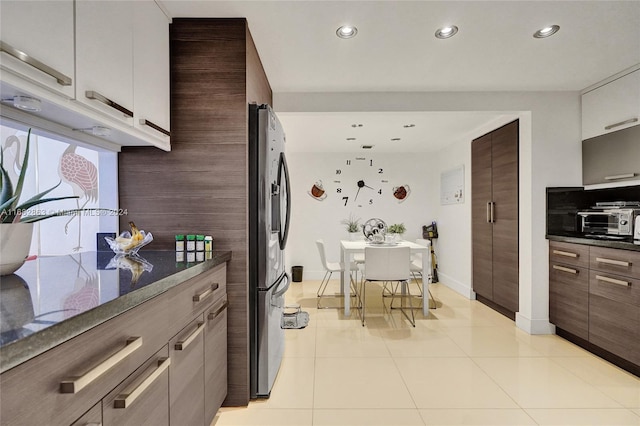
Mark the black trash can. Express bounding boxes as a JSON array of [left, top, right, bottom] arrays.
[[291, 265, 304, 282]]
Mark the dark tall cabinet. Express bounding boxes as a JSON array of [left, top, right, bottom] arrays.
[[472, 120, 519, 316]]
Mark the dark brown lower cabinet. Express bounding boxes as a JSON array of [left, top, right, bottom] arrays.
[[71, 402, 102, 426], [103, 346, 170, 426], [549, 262, 589, 340], [472, 120, 519, 316], [205, 297, 229, 422]]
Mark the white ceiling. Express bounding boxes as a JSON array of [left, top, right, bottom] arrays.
[[160, 0, 640, 152]]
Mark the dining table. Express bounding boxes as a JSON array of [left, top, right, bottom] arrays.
[[340, 239, 432, 316]]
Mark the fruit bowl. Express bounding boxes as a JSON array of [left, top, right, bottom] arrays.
[[104, 222, 153, 255]]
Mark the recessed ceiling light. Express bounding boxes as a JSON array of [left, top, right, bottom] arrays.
[[435, 25, 458, 39], [351, 123, 363, 128], [361, 145, 374, 150], [391, 138, 401, 141], [336, 25, 358, 39], [403, 124, 415, 128], [346, 137, 357, 141], [533, 25, 560, 38]]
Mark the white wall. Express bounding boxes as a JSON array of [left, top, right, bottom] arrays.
[[285, 152, 435, 279], [276, 90, 582, 335]]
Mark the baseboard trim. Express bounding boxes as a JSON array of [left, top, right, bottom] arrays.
[[515, 312, 555, 335], [435, 272, 474, 299]]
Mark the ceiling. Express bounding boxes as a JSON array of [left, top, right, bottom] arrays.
[[160, 1, 640, 152]]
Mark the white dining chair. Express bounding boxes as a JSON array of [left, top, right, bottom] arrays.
[[359, 246, 414, 326], [410, 238, 437, 309], [316, 240, 358, 309]]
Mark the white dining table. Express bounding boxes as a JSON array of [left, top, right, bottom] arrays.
[[340, 239, 432, 316]]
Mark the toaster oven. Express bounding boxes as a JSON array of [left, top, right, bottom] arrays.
[[577, 207, 640, 236]]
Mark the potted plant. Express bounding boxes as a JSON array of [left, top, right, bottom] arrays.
[[387, 223, 407, 242], [341, 214, 362, 240], [0, 129, 112, 275]]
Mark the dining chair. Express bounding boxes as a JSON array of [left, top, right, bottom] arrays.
[[359, 246, 414, 326], [410, 238, 437, 310], [316, 240, 358, 309]]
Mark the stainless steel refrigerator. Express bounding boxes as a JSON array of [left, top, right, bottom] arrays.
[[249, 104, 291, 398]]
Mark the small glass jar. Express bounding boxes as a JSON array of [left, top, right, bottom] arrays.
[[196, 251, 205, 262], [186, 234, 196, 251], [186, 251, 196, 263], [204, 236, 213, 252], [175, 234, 185, 251], [175, 251, 185, 263], [196, 235, 205, 251]]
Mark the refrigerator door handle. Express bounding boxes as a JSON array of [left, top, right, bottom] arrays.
[[272, 272, 291, 300], [277, 152, 291, 250]]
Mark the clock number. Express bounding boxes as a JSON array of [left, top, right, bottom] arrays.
[[369, 199, 373, 205], [378, 189, 382, 195], [336, 169, 342, 175], [370, 159, 373, 166], [378, 168, 383, 174], [337, 188, 342, 193], [342, 196, 349, 206], [346, 160, 351, 165]]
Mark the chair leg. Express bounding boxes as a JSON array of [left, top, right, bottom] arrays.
[[411, 271, 436, 310], [399, 280, 416, 327], [317, 271, 333, 309]]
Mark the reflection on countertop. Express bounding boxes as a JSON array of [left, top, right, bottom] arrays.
[[0, 250, 231, 373], [546, 233, 640, 251]]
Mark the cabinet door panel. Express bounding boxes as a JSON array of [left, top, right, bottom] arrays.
[[472, 134, 493, 299], [102, 346, 169, 426], [589, 294, 640, 365], [549, 262, 589, 339], [169, 315, 205, 426], [590, 245, 640, 280], [589, 270, 640, 306], [205, 298, 228, 423], [71, 402, 102, 426], [75, 0, 134, 122], [0, 0, 75, 98], [549, 241, 590, 269]]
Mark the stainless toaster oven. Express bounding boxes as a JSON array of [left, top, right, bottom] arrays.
[[577, 207, 640, 236]]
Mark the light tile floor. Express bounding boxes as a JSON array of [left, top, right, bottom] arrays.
[[212, 280, 640, 426]]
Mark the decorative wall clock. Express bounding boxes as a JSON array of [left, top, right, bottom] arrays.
[[333, 157, 387, 207]]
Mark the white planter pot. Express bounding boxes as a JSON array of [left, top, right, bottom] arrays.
[[0, 223, 34, 275], [349, 232, 360, 241]]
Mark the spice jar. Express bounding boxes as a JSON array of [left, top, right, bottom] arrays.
[[196, 235, 205, 252], [204, 236, 213, 252], [186, 234, 196, 251], [175, 234, 185, 251]]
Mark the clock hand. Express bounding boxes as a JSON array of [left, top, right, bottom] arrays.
[[354, 186, 361, 201], [363, 184, 374, 190]]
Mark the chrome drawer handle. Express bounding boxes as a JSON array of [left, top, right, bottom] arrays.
[[193, 283, 219, 302], [595, 274, 630, 287], [139, 119, 170, 137], [114, 357, 170, 409], [552, 250, 578, 258], [85, 90, 133, 118], [595, 257, 631, 267], [604, 117, 638, 130], [174, 322, 204, 351], [486, 202, 491, 223], [208, 300, 229, 320], [60, 337, 142, 394], [604, 173, 637, 181], [553, 265, 578, 274], [0, 41, 72, 86]]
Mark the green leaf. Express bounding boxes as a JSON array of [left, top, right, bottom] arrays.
[[9, 128, 31, 212], [16, 195, 80, 213], [19, 181, 65, 206], [0, 162, 13, 205]]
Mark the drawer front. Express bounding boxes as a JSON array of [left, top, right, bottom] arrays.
[[103, 345, 169, 426], [169, 315, 205, 426], [205, 297, 228, 423], [549, 241, 589, 268], [71, 402, 102, 426], [589, 270, 640, 307], [549, 263, 589, 340], [0, 294, 168, 426], [166, 264, 226, 339], [589, 294, 640, 365], [590, 246, 640, 279]]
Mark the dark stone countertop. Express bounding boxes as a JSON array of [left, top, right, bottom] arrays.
[[547, 234, 640, 252], [0, 250, 231, 373]]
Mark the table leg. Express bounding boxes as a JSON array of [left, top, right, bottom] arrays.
[[422, 247, 430, 316], [341, 246, 350, 316]]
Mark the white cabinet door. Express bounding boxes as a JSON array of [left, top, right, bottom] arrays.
[[75, 0, 134, 124], [133, 1, 171, 141], [582, 69, 640, 140], [0, 0, 75, 98]]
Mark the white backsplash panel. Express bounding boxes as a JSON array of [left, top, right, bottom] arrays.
[[1, 124, 118, 256]]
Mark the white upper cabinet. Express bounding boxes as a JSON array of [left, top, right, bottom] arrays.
[[0, 0, 75, 98], [75, 1, 134, 125], [582, 68, 640, 140], [133, 1, 171, 141]]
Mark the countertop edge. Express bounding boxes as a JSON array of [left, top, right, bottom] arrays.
[[547, 235, 640, 251], [0, 251, 232, 374]]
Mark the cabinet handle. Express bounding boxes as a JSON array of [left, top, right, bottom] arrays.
[[193, 283, 219, 303], [114, 357, 170, 409], [85, 90, 133, 118], [0, 41, 72, 86], [595, 257, 631, 267], [490, 202, 495, 223], [552, 249, 578, 258], [208, 300, 229, 320], [174, 322, 204, 351], [486, 202, 491, 223], [604, 117, 638, 130], [553, 265, 578, 274], [604, 173, 637, 181], [60, 337, 142, 394], [595, 274, 631, 287], [139, 119, 171, 137]]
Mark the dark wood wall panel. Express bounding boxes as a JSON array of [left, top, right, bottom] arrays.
[[118, 18, 272, 407]]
